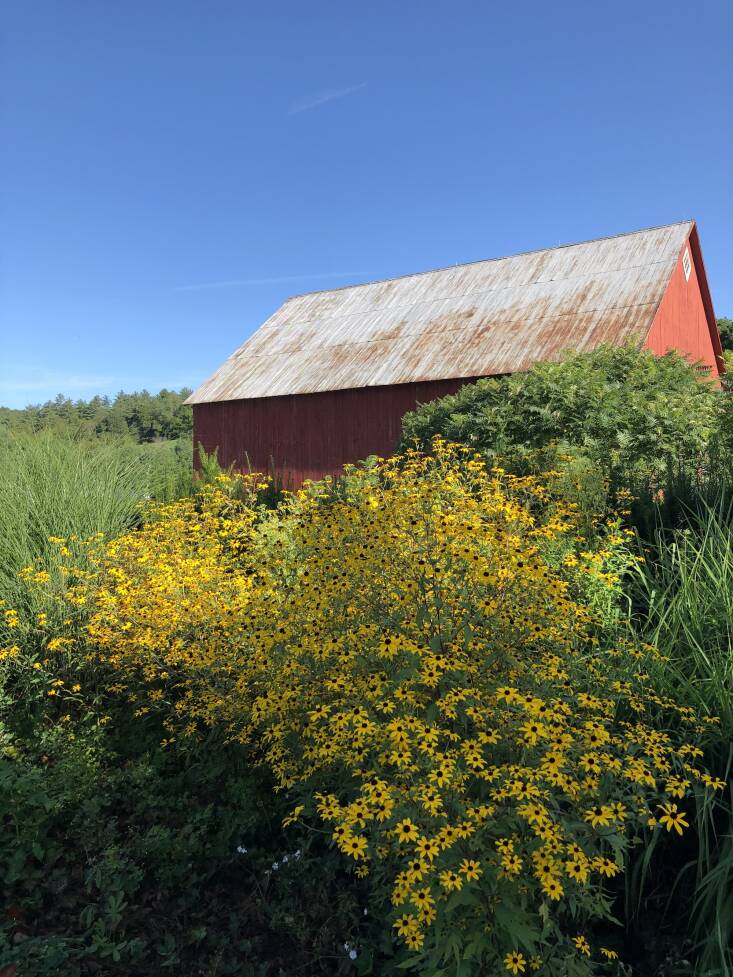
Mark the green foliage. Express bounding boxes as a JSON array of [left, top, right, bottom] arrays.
[[0, 713, 371, 976], [0, 387, 193, 443], [717, 317, 733, 352], [400, 345, 724, 492]]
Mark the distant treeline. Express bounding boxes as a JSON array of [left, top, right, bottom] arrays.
[[0, 388, 193, 443]]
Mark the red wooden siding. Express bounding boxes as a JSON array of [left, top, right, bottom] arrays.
[[644, 230, 723, 375], [193, 377, 477, 487]]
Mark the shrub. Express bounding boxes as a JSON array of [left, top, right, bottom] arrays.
[[45, 442, 721, 976], [399, 345, 726, 500]]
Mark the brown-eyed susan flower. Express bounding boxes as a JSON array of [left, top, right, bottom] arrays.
[[664, 777, 690, 799], [342, 834, 368, 859], [700, 773, 727, 790], [332, 824, 352, 843], [583, 805, 614, 828], [541, 876, 564, 900], [394, 819, 419, 843], [404, 929, 425, 950], [460, 858, 482, 880], [501, 853, 523, 877], [564, 859, 589, 883], [439, 869, 463, 892], [594, 856, 621, 878], [504, 950, 526, 974], [658, 803, 689, 835], [410, 887, 434, 911], [393, 914, 417, 938], [414, 836, 440, 860], [281, 804, 304, 827]]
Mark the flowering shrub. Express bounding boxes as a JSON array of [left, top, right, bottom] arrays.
[[16, 442, 722, 976]]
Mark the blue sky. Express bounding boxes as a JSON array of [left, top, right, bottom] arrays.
[[1, 0, 731, 409]]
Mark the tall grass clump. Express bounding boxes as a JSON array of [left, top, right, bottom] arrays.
[[123, 437, 195, 502], [634, 499, 733, 732], [0, 435, 152, 616], [632, 500, 733, 976]]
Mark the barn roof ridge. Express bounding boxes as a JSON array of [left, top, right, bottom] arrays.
[[269, 257, 678, 334], [281, 219, 695, 302]]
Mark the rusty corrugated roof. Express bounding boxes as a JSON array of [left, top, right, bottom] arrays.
[[186, 221, 693, 404]]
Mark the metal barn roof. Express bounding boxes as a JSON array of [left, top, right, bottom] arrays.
[[186, 221, 694, 404]]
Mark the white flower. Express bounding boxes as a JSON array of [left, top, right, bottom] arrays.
[[236, 846, 248, 855], [349, 949, 358, 960], [271, 861, 279, 870]]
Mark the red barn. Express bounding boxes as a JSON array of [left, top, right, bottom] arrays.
[[186, 220, 722, 486]]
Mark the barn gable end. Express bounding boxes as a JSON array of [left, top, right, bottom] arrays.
[[644, 225, 723, 374]]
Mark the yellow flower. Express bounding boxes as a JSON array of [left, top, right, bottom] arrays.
[[504, 950, 526, 974], [414, 836, 440, 861], [594, 856, 620, 878], [519, 720, 546, 745], [282, 804, 304, 827], [460, 858, 482, 881], [583, 805, 614, 828], [573, 935, 591, 956], [439, 869, 463, 892], [55, 443, 718, 962], [394, 819, 419, 843], [501, 853, 522, 877], [393, 914, 418, 938], [658, 803, 689, 835], [564, 859, 589, 883], [541, 876, 564, 901], [342, 834, 368, 860], [664, 777, 690, 799], [700, 773, 726, 791], [405, 857, 428, 881], [405, 929, 425, 950], [410, 887, 434, 911]]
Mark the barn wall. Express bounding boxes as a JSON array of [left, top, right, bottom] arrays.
[[193, 377, 478, 487], [644, 233, 722, 375]]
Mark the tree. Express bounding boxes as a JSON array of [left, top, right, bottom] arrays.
[[717, 317, 733, 352], [0, 388, 193, 443]]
